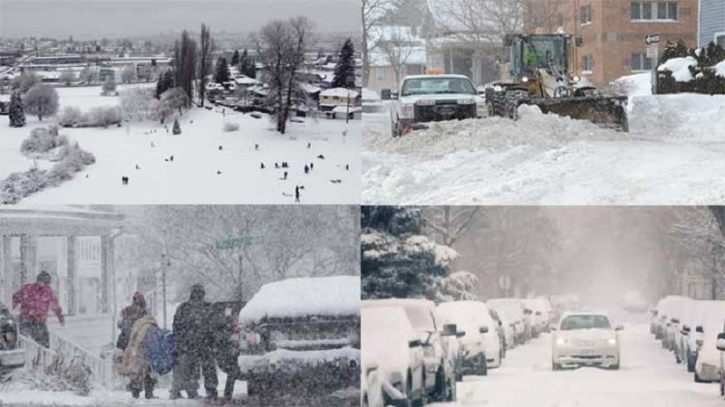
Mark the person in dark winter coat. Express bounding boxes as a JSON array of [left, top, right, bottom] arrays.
[[171, 285, 218, 400], [12, 271, 64, 348]]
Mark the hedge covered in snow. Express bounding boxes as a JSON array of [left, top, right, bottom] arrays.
[[657, 40, 725, 95], [0, 126, 96, 204]]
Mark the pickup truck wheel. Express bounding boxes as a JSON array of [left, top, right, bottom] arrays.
[[478, 356, 488, 376]]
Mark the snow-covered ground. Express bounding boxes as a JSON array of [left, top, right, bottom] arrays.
[[428, 315, 723, 407], [2, 85, 360, 204], [363, 78, 725, 205]]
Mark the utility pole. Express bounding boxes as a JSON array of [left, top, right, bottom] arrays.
[[161, 250, 169, 329]]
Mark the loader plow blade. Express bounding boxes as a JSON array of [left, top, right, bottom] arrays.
[[529, 96, 629, 131]]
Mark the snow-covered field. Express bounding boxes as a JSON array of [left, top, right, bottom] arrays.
[[2, 85, 360, 204], [363, 77, 725, 205], [429, 315, 723, 407]]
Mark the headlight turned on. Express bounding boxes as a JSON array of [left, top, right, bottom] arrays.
[[556, 337, 568, 346], [607, 338, 617, 346]]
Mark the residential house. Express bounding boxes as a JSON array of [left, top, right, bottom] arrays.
[[527, 0, 699, 86], [319, 87, 360, 111], [368, 25, 427, 94], [699, 0, 725, 47]]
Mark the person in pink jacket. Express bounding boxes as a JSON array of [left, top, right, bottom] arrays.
[[12, 271, 65, 348]]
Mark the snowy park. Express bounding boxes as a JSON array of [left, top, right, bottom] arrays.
[[362, 74, 725, 205], [2, 84, 360, 204]]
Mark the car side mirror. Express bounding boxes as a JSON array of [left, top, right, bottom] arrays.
[[671, 318, 679, 324], [682, 325, 691, 333], [696, 326, 704, 333], [456, 330, 466, 338], [717, 333, 725, 351], [480, 326, 489, 334], [380, 89, 391, 100], [442, 323, 458, 337], [409, 339, 422, 348], [615, 325, 624, 331]]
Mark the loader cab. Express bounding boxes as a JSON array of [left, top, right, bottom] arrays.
[[506, 34, 572, 83]]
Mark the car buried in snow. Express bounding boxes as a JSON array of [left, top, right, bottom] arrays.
[[236, 276, 360, 399], [362, 298, 459, 403], [0, 301, 24, 379], [382, 73, 486, 137], [551, 312, 622, 370]]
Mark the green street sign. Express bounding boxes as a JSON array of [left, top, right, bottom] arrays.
[[216, 236, 264, 250]]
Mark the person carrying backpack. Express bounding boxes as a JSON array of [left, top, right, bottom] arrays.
[[119, 314, 158, 399]]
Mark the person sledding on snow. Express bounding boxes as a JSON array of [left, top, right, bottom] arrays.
[[118, 314, 159, 399], [12, 271, 65, 348]]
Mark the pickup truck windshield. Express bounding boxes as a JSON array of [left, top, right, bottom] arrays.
[[401, 77, 476, 97]]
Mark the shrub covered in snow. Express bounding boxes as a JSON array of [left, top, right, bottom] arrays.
[[657, 40, 725, 95], [58, 106, 84, 127], [120, 87, 155, 121], [23, 83, 59, 121], [20, 126, 68, 157], [101, 77, 117, 96], [223, 122, 240, 132], [88, 106, 122, 127]]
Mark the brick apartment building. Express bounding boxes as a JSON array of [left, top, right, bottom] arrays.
[[527, 0, 698, 86]]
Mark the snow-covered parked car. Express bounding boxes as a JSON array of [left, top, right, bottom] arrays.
[[623, 290, 648, 313], [383, 74, 486, 137], [551, 312, 623, 370], [437, 301, 502, 374], [694, 305, 725, 383], [237, 276, 360, 397], [655, 296, 691, 350], [522, 299, 548, 338], [362, 306, 424, 407], [0, 301, 24, 378], [667, 297, 694, 358], [488, 307, 510, 355], [488, 298, 528, 345], [679, 300, 725, 372], [362, 299, 458, 403]]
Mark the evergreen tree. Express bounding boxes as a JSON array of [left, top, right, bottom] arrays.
[[231, 50, 240, 67], [172, 118, 181, 135], [332, 38, 356, 89], [361, 206, 458, 300], [240, 49, 255, 78], [8, 91, 26, 128], [156, 70, 175, 98], [215, 57, 231, 84]]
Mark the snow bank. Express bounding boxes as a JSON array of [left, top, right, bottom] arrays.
[[628, 93, 725, 138], [239, 276, 360, 323], [657, 56, 697, 82], [238, 346, 360, 372], [715, 59, 725, 78], [613, 73, 653, 97]]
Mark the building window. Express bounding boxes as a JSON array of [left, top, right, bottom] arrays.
[[375, 66, 385, 82], [581, 5, 592, 25], [582, 55, 594, 73], [631, 2, 679, 21], [631, 53, 653, 71]]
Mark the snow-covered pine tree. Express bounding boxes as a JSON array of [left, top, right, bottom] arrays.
[[332, 38, 356, 89], [8, 91, 26, 127], [361, 206, 458, 300], [172, 118, 181, 134]]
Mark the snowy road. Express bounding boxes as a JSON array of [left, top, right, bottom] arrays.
[[363, 94, 725, 205], [430, 319, 723, 407]]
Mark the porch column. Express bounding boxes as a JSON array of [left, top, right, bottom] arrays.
[[66, 235, 77, 316], [19, 234, 29, 284], [101, 235, 114, 314], [0, 235, 10, 305]]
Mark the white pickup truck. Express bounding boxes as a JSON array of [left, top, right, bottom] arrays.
[[382, 74, 486, 137]]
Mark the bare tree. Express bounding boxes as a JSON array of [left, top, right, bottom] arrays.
[[362, 0, 392, 87], [424, 207, 480, 247], [374, 26, 417, 88], [524, 0, 567, 33], [253, 16, 314, 134], [199, 23, 214, 107]]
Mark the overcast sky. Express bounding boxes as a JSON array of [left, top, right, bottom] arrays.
[[0, 0, 359, 39]]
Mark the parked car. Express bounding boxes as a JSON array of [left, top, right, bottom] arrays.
[[680, 301, 725, 373], [667, 297, 694, 357], [362, 299, 458, 403], [0, 301, 24, 379], [488, 298, 528, 345], [362, 306, 424, 407], [437, 301, 502, 370], [237, 276, 360, 397], [489, 307, 509, 355], [522, 299, 548, 338], [551, 312, 622, 370], [655, 296, 691, 351], [694, 309, 725, 383], [436, 302, 487, 377], [487, 303, 516, 350]]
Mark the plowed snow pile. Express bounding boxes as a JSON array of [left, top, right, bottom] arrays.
[[363, 94, 725, 205]]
